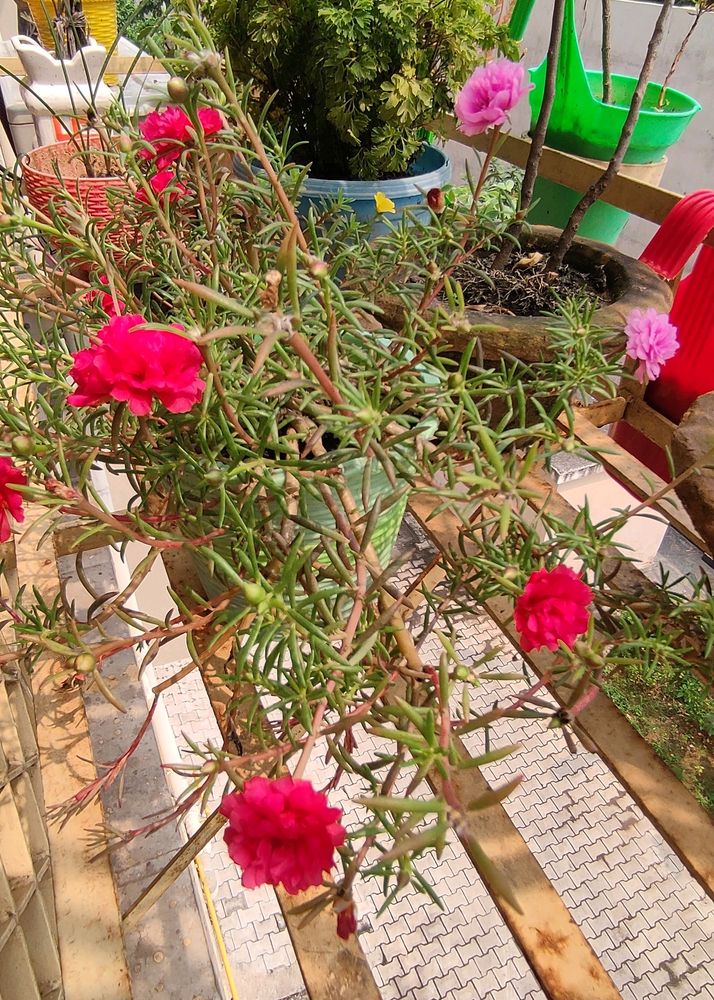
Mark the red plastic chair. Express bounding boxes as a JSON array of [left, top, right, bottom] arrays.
[[611, 190, 714, 479]]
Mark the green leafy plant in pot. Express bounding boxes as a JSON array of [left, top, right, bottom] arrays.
[[205, 0, 516, 231]]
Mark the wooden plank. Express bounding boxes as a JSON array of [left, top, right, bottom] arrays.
[[622, 398, 677, 450], [407, 487, 714, 898], [15, 508, 131, 1000], [380, 675, 622, 1000], [434, 118, 714, 249], [577, 396, 628, 427], [563, 408, 705, 550], [122, 809, 225, 931], [159, 546, 381, 1000], [428, 738, 621, 1000], [0, 52, 162, 79]]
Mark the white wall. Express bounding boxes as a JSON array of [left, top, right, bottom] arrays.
[[515, 0, 713, 256], [0, 3, 18, 39]]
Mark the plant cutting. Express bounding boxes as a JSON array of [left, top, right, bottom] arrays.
[[204, 0, 516, 229], [0, 3, 710, 944]]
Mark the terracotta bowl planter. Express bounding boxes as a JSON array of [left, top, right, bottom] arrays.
[[22, 137, 131, 239], [450, 227, 673, 361], [380, 226, 673, 363]]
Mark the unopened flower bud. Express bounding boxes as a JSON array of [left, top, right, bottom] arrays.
[[447, 373, 464, 390], [117, 133, 132, 154], [11, 434, 33, 456], [74, 652, 96, 674], [306, 256, 329, 279], [167, 76, 190, 104], [355, 406, 380, 427], [204, 467, 224, 485], [426, 261, 440, 279], [427, 187, 446, 214], [242, 582, 267, 606]]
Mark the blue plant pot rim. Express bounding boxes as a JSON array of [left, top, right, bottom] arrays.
[[300, 145, 450, 198]]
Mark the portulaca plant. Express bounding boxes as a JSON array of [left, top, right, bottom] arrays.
[[0, 7, 709, 937]]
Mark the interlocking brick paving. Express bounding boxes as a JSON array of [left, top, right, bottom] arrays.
[[150, 515, 714, 1000]]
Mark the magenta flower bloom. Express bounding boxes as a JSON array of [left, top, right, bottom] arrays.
[[220, 777, 346, 895], [514, 565, 593, 653], [0, 457, 26, 543], [455, 59, 533, 136], [624, 308, 679, 383], [140, 106, 224, 168], [68, 313, 205, 416], [135, 168, 188, 204]]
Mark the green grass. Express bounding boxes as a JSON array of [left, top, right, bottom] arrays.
[[603, 664, 714, 813]]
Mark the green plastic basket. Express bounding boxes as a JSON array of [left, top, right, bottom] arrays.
[[194, 457, 408, 602]]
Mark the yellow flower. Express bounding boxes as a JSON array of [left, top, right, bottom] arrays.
[[374, 192, 396, 214]]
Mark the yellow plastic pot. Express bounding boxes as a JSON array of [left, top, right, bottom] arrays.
[[26, 0, 58, 50], [82, 0, 118, 82], [82, 0, 118, 50]]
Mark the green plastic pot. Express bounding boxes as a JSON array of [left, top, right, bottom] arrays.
[[520, 0, 700, 242], [194, 457, 408, 602]]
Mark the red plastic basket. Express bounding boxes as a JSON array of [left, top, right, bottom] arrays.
[[22, 137, 130, 234]]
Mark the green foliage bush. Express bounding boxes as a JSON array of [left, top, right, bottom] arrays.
[[204, 0, 515, 180], [116, 0, 166, 44]]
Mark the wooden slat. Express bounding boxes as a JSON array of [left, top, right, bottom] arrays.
[[562, 408, 704, 550], [408, 486, 714, 898], [16, 508, 132, 1000], [159, 546, 381, 1000], [429, 743, 621, 1000], [383, 676, 622, 1000], [622, 398, 678, 450], [577, 397, 628, 428], [434, 117, 714, 245], [0, 52, 162, 79]]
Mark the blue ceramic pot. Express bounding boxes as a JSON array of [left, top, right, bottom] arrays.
[[298, 145, 451, 236]]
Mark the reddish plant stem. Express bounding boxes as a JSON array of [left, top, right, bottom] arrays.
[[657, 5, 705, 109]]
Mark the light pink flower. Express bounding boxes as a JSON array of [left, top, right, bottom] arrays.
[[220, 776, 346, 895], [624, 308, 679, 383], [514, 565, 593, 653], [135, 168, 188, 204], [139, 105, 224, 167], [455, 59, 533, 136], [68, 313, 205, 416], [0, 457, 26, 543]]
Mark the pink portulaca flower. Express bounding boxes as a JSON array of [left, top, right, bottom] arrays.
[[140, 106, 224, 167], [0, 457, 26, 543], [220, 776, 346, 895], [624, 308, 679, 383], [455, 59, 533, 136], [514, 565, 593, 653], [68, 313, 205, 416], [135, 168, 188, 204]]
